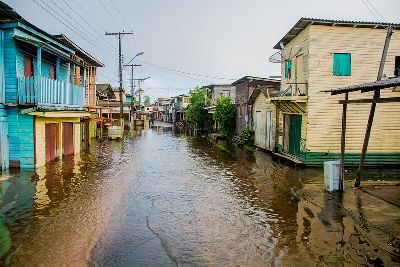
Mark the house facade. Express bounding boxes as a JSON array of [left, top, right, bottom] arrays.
[[233, 76, 280, 134], [0, 2, 101, 169], [55, 34, 104, 149], [271, 18, 400, 165], [172, 94, 189, 124], [249, 85, 280, 151]]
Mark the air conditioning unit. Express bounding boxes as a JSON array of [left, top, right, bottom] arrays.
[[324, 160, 341, 192]]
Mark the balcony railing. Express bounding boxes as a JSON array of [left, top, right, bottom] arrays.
[[280, 82, 308, 97], [18, 76, 85, 110], [174, 102, 183, 109]]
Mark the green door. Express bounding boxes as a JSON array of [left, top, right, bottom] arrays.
[[289, 115, 302, 156]]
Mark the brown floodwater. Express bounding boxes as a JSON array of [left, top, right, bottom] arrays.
[[0, 124, 399, 266]]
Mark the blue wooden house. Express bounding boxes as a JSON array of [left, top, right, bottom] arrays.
[[0, 2, 92, 169]]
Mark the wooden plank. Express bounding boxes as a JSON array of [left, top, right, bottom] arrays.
[[339, 97, 400, 104]]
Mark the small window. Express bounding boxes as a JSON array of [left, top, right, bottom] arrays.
[[395, 56, 400, 77], [333, 53, 351, 76], [284, 60, 292, 79]]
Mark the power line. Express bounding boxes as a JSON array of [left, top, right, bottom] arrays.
[[361, 0, 387, 22], [108, 0, 135, 55], [137, 60, 235, 81], [59, 0, 118, 53], [364, 0, 387, 22], [98, 0, 124, 30], [69, 0, 108, 33], [32, 0, 113, 57], [45, 0, 116, 56]]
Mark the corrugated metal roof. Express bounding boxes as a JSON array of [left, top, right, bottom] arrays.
[[322, 77, 400, 95], [232, 76, 280, 86], [273, 17, 400, 49]]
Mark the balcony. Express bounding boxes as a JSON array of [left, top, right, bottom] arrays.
[[17, 76, 85, 110], [174, 102, 183, 109], [270, 82, 308, 114]]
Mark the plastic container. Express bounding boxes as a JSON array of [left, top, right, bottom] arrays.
[[324, 160, 341, 192]]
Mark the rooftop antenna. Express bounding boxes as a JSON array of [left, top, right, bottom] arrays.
[[269, 42, 302, 64]]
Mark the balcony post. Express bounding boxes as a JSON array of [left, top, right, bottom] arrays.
[[56, 57, 61, 80], [36, 46, 42, 103]]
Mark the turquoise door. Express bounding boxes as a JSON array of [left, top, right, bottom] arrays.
[[289, 115, 302, 156]]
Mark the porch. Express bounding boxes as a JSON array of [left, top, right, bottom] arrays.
[[18, 76, 85, 110]]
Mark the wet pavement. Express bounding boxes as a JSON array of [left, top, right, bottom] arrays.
[[0, 123, 399, 266]]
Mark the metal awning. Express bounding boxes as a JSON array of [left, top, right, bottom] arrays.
[[322, 77, 400, 95]]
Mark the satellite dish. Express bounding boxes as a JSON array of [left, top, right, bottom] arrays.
[[269, 51, 282, 63]]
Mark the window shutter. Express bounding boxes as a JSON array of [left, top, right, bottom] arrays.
[[333, 53, 351, 76]]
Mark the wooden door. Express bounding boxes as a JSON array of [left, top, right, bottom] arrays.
[[283, 114, 290, 153], [23, 55, 34, 77], [289, 115, 302, 156], [45, 123, 59, 162], [255, 111, 262, 147], [63, 122, 74, 156], [266, 111, 272, 149]]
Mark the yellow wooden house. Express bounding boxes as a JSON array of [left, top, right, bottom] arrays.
[[270, 18, 400, 165]]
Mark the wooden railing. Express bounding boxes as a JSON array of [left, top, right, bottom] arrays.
[[280, 82, 308, 97], [17, 76, 85, 110]]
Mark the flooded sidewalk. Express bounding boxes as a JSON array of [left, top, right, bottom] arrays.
[[0, 125, 399, 266]]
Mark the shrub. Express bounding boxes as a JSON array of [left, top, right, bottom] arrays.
[[213, 97, 236, 138], [186, 87, 212, 130], [236, 127, 255, 146]]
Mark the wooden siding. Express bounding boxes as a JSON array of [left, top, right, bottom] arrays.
[[4, 29, 18, 103], [280, 27, 310, 96], [35, 117, 81, 167], [252, 94, 276, 150], [7, 107, 34, 168], [306, 25, 400, 155], [0, 30, 4, 103]]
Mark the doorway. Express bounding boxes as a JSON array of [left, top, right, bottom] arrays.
[[63, 122, 74, 156], [45, 123, 60, 162], [283, 114, 302, 156]]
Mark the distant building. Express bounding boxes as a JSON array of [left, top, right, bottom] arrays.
[[232, 76, 280, 134], [204, 84, 236, 114]]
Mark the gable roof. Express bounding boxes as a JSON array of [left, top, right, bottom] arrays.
[[273, 17, 400, 49], [248, 85, 281, 104], [54, 34, 104, 67], [232, 76, 280, 86]]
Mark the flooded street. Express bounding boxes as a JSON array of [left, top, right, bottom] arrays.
[[0, 124, 399, 266]]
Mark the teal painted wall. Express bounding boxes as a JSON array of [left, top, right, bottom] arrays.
[[0, 30, 4, 103], [299, 151, 400, 166], [4, 29, 17, 103], [7, 107, 34, 168]]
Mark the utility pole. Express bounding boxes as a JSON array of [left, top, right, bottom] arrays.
[[123, 64, 141, 116], [105, 31, 133, 122], [355, 25, 393, 188], [132, 77, 150, 111]]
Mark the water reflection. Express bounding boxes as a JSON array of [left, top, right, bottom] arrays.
[[0, 126, 398, 266]]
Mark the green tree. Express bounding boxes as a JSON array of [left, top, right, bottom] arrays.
[[186, 87, 212, 130], [214, 97, 236, 138], [143, 95, 151, 106]]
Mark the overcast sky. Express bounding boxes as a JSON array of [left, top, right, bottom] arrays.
[[4, 0, 400, 100]]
